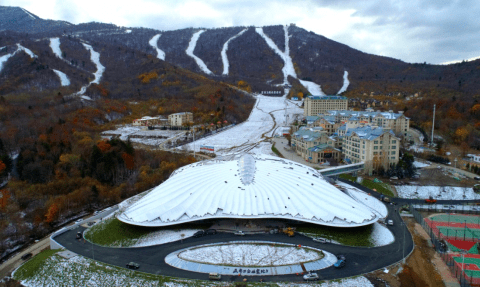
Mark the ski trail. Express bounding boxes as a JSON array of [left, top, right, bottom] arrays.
[[49, 38, 62, 58], [186, 30, 213, 75], [81, 43, 104, 85], [299, 79, 326, 96], [73, 43, 105, 96], [148, 34, 165, 61], [53, 69, 70, 86], [0, 44, 38, 73], [0, 53, 14, 73], [255, 26, 297, 84], [338, 70, 349, 94], [21, 8, 36, 20], [16, 44, 37, 58], [221, 28, 247, 75]]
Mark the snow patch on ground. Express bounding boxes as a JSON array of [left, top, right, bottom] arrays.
[[49, 37, 62, 58], [102, 125, 185, 147], [299, 79, 326, 96], [337, 71, 349, 94], [413, 161, 430, 168], [1, 44, 38, 72], [0, 53, 14, 73], [371, 222, 394, 246], [178, 244, 321, 266], [186, 30, 213, 75], [278, 276, 373, 287], [148, 34, 165, 61], [125, 29, 132, 33], [255, 26, 297, 84], [221, 28, 247, 75], [396, 185, 478, 200], [132, 230, 201, 247], [336, 182, 388, 218], [53, 69, 70, 86]]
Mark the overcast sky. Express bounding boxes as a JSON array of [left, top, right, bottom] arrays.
[[4, 0, 479, 64]]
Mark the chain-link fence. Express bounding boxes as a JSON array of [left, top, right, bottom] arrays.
[[411, 206, 479, 286]]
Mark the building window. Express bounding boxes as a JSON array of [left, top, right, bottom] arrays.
[[392, 140, 396, 144], [374, 140, 378, 144], [374, 146, 378, 150]]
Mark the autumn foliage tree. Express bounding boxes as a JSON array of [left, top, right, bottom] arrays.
[[45, 203, 59, 223]]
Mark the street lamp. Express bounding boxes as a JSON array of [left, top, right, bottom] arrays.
[[462, 249, 466, 286], [402, 220, 406, 264]]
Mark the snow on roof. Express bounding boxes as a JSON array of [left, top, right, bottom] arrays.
[[118, 154, 381, 227], [327, 110, 408, 120], [345, 126, 395, 140], [307, 95, 347, 100]]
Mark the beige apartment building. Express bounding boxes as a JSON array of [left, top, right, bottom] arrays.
[[343, 126, 400, 175], [168, 112, 193, 126], [292, 127, 340, 163], [304, 95, 348, 116], [325, 109, 410, 136]]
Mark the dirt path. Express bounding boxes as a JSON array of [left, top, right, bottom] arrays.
[[0, 236, 51, 279]]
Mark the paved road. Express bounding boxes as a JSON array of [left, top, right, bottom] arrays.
[[54, 200, 413, 282]]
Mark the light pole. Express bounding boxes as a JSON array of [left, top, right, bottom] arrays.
[[454, 158, 458, 169], [402, 220, 406, 264], [462, 249, 466, 286]]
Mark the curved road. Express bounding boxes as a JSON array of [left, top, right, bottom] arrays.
[[54, 199, 413, 282]]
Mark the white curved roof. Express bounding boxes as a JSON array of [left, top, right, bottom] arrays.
[[118, 154, 383, 227]]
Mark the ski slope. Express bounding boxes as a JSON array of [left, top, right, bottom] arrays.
[[299, 79, 326, 96], [338, 70, 350, 94], [53, 69, 70, 86], [255, 26, 296, 84], [74, 43, 105, 96], [186, 30, 213, 75], [183, 93, 303, 155], [49, 38, 62, 58], [16, 44, 37, 58], [221, 28, 247, 75], [148, 34, 165, 61]]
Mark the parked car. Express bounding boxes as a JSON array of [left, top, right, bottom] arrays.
[[204, 229, 217, 235], [126, 262, 140, 269], [209, 273, 222, 280], [76, 231, 82, 239], [334, 258, 346, 268], [21, 253, 32, 261], [193, 231, 205, 238], [74, 219, 83, 224], [234, 231, 245, 236], [312, 237, 327, 243], [475, 176, 480, 180], [387, 220, 394, 226], [303, 272, 319, 281], [390, 176, 398, 180]]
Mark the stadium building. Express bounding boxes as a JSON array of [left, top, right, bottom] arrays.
[[118, 154, 385, 228]]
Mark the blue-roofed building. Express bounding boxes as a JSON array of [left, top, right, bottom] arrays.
[[304, 95, 348, 116], [343, 126, 399, 175], [292, 127, 336, 161]]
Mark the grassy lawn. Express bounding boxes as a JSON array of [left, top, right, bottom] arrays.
[[338, 174, 394, 197], [84, 217, 210, 247], [271, 144, 284, 158], [296, 223, 374, 247]]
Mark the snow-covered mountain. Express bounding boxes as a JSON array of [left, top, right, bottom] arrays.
[[1, 5, 480, 99]]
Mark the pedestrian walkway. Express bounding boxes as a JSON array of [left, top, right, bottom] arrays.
[[164, 241, 337, 276]]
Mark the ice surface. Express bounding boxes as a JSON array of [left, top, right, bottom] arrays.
[[255, 26, 297, 84], [178, 244, 321, 266], [337, 70, 349, 94], [299, 79, 326, 96], [396, 185, 478, 200], [53, 69, 70, 86], [221, 28, 247, 75], [49, 38, 62, 58], [148, 34, 165, 61], [186, 30, 213, 75]]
